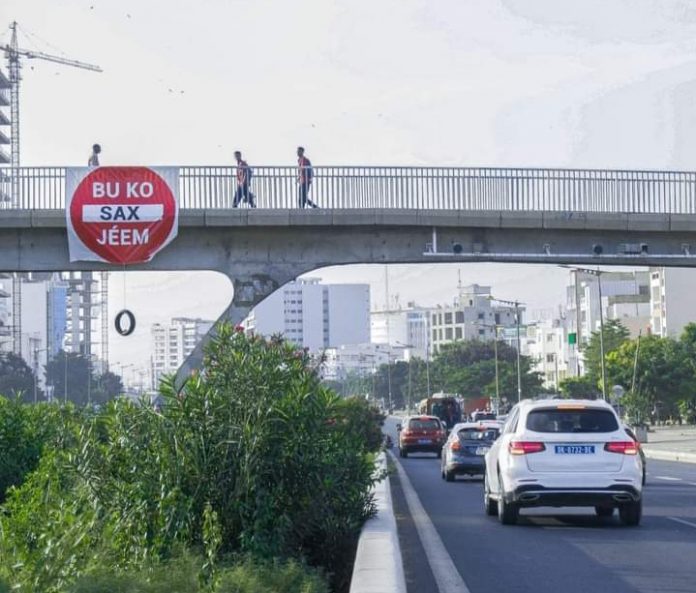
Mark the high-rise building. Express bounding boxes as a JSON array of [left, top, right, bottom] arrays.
[[565, 269, 649, 375], [243, 278, 370, 351], [151, 317, 214, 386], [429, 284, 520, 353], [649, 267, 696, 338], [0, 272, 108, 389], [370, 303, 430, 359]]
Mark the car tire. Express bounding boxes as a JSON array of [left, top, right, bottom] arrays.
[[436, 449, 442, 459], [445, 469, 455, 482], [619, 500, 642, 526], [594, 506, 614, 518], [497, 473, 519, 525], [401, 448, 408, 458], [484, 475, 498, 516]]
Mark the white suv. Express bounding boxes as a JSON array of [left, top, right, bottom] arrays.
[[484, 399, 643, 526]]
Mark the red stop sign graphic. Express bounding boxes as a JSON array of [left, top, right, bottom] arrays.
[[70, 167, 177, 264]]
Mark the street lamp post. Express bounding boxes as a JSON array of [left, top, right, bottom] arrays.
[[560, 266, 608, 401]]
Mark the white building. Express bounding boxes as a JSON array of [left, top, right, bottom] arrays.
[[322, 343, 409, 382], [370, 303, 430, 359], [565, 269, 649, 375], [151, 317, 214, 386], [650, 267, 696, 338], [523, 320, 569, 391], [430, 284, 519, 353], [243, 278, 370, 351]]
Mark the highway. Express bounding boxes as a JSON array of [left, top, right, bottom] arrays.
[[385, 417, 696, 593]]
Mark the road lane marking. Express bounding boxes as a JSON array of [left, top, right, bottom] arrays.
[[667, 517, 696, 530], [655, 476, 682, 481], [390, 452, 471, 593]]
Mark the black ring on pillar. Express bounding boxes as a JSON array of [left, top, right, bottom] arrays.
[[115, 309, 136, 336]]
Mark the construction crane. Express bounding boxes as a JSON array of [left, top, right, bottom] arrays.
[[2, 21, 102, 199]]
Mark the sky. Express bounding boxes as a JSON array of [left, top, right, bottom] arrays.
[[5, 0, 696, 378]]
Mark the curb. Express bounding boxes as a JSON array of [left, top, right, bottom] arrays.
[[350, 452, 407, 593], [643, 448, 696, 464]]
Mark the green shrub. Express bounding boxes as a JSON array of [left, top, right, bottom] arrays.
[[0, 326, 380, 592]]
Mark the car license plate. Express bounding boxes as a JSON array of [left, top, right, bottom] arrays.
[[554, 445, 595, 454], [475, 447, 490, 455], [418, 439, 431, 444]]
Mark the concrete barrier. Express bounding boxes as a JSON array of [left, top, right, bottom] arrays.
[[643, 448, 696, 464], [350, 452, 406, 593]]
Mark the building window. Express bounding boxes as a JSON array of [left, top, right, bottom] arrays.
[[455, 311, 464, 323], [455, 327, 462, 339], [546, 354, 555, 363], [478, 313, 484, 320], [478, 329, 485, 336], [444, 312, 452, 324], [445, 328, 453, 340]]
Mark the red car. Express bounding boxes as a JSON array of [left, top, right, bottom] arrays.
[[397, 415, 447, 458]]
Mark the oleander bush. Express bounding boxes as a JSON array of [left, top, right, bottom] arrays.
[[0, 325, 382, 592]]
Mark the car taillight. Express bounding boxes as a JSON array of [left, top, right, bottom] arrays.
[[401, 430, 412, 437], [605, 441, 638, 455], [450, 441, 462, 451], [509, 441, 546, 455]]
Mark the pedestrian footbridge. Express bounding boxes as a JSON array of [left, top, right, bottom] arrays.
[[3, 164, 695, 384]]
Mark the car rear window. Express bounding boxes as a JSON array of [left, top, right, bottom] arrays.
[[458, 428, 499, 441], [526, 408, 619, 433], [408, 418, 441, 431]]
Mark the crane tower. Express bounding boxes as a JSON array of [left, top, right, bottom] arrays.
[[1, 21, 102, 200]]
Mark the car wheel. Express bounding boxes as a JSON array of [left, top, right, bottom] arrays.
[[594, 506, 614, 518], [445, 469, 455, 482], [436, 449, 442, 459], [484, 475, 498, 516], [497, 473, 518, 525], [619, 500, 642, 526], [642, 468, 646, 486], [401, 448, 408, 459]]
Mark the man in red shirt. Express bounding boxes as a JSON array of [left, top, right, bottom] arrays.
[[297, 146, 318, 208], [233, 150, 256, 208]]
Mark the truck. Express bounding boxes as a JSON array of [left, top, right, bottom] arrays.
[[417, 392, 463, 429]]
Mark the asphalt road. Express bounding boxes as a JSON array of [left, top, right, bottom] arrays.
[[385, 417, 696, 593]]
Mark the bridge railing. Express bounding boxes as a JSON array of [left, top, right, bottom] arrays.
[[2, 165, 696, 213]]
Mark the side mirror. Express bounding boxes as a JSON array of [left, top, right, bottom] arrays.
[[396, 423, 402, 432]]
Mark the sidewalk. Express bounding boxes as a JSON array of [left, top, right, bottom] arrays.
[[641, 425, 696, 464]]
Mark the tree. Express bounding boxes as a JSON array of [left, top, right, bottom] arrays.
[[432, 340, 543, 403], [605, 335, 690, 421], [582, 319, 630, 388], [0, 353, 42, 403], [44, 351, 92, 405], [94, 370, 124, 402], [558, 376, 600, 399]]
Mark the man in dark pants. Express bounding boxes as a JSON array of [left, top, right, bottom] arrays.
[[297, 146, 317, 208], [233, 150, 256, 208]]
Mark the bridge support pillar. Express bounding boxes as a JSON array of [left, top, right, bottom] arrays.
[[174, 266, 307, 391]]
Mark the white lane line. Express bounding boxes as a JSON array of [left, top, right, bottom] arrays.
[[655, 476, 682, 481], [667, 517, 696, 530], [390, 452, 471, 593]]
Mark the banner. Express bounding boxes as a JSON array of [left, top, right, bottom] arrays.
[[66, 166, 179, 264]]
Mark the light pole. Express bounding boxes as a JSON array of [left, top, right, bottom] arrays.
[[560, 266, 608, 401], [489, 296, 525, 402]]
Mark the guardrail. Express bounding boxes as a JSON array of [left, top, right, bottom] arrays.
[[2, 165, 696, 212]]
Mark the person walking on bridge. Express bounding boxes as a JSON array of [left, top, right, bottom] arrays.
[[297, 146, 318, 208], [88, 143, 101, 167], [233, 150, 256, 208]]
